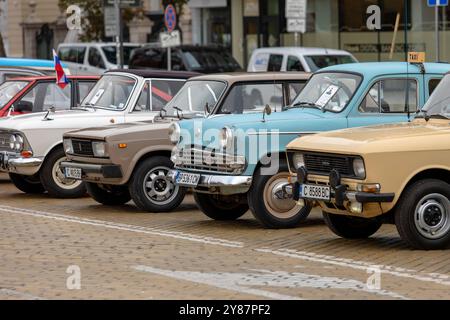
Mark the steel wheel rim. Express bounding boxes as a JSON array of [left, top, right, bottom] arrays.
[[263, 172, 303, 219], [143, 166, 179, 205], [414, 193, 450, 240], [52, 157, 83, 190]]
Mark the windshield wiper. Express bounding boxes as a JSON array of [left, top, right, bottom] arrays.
[[428, 114, 449, 120], [288, 102, 325, 111], [173, 106, 184, 120], [76, 102, 97, 111]]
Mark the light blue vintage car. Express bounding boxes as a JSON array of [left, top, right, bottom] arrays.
[[169, 62, 450, 228]]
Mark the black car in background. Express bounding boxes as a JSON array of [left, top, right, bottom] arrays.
[[129, 45, 242, 73]]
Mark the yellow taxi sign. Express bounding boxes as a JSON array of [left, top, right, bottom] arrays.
[[408, 52, 426, 63]]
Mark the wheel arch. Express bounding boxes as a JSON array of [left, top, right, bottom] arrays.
[[124, 148, 173, 182]]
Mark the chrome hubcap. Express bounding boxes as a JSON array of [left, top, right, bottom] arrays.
[[52, 157, 82, 190], [414, 193, 450, 240], [143, 166, 178, 205], [263, 173, 303, 219]]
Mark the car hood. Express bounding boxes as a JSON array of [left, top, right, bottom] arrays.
[[287, 119, 450, 154], [65, 119, 176, 140]]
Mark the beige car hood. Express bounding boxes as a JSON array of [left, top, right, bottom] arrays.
[[288, 119, 450, 155]]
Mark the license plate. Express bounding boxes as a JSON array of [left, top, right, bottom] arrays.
[[65, 167, 82, 180], [176, 172, 200, 187], [299, 184, 331, 201]]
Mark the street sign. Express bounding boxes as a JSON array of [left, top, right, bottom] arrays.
[[428, 0, 448, 6], [164, 5, 177, 33], [408, 52, 426, 63], [104, 6, 117, 37], [287, 19, 306, 33], [160, 30, 181, 48], [103, 0, 141, 8], [285, 0, 307, 18]]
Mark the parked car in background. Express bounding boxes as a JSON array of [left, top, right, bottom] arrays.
[[129, 45, 242, 73], [0, 70, 196, 199], [0, 67, 45, 84], [57, 43, 141, 75], [0, 75, 98, 117], [170, 62, 450, 229], [0, 58, 70, 76], [285, 73, 450, 250], [60, 72, 310, 213], [247, 47, 357, 72]]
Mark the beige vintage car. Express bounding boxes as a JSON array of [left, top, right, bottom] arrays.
[[60, 72, 310, 212], [284, 75, 450, 250]]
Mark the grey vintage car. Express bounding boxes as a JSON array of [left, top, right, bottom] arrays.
[[61, 72, 310, 212]]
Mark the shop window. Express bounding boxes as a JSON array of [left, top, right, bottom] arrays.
[[359, 79, 417, 113]]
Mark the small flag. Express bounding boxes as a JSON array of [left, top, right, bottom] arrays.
[[53, 49, 69, 89]]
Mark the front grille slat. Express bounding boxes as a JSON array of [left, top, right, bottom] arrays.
[[0, 133, 12, 151], [71, 139, 94, 157], [303, 153, 355, 177]]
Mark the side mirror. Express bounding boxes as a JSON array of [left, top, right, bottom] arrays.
[[262, 104, 272, 122], [14, 101, 33, 113]]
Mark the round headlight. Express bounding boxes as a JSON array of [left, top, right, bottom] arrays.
[[353, 158, 366, 179], [292, 153, 305, 170], [15, 135, 23, 151], [219, 127, 233, 149], [168, 122, 181, 145], [9, 135, 16, 150]]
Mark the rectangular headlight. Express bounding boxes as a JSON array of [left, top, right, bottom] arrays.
[[63, 139, 73, 155], [92, 141, 108, 158]]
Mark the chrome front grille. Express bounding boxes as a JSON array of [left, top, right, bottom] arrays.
[[71, 139, 94, 157], [0, 132, 12, 151], [304, 153, 354, 176], [174, 146, 246, 174]]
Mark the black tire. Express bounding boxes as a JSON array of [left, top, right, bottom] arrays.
[[9, 173, 45, 194], [39, 147, 86, 198], [323, 211, 382, 239], [86, 183, 131, 206], [194, 192, 248, 221], [395, 179, 450, 250], [248, 159, 312, 228], [129, 156, 186, 212]]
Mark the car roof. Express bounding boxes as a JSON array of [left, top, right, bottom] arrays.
[[5, 75, 100, 82], [0, 57, 68, 68], [319, 62, 450, 75], [107, 69, 201, 79], [189, 72, 311, 83], [251, 47, 353, 56]]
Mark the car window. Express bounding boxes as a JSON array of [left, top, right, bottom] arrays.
[[152, 80, 185, 111], [252, 53, 269, 71], [304, 55, 356, 72], [267, 54, 283, 71], [58, 46, 86, 64], [288, 82, 306, 103], [428, 78, 441, 96], [17, 82, 71, 112], [286, 55, 304, 72], [78, 81, 96, 102], [133, 81, 150, 112], [220, 83, 283, 114], [88, 48, 106, 69], [359, 79, 417, 113], [130, 48, 164, 69], [0, 81, 28, 109]]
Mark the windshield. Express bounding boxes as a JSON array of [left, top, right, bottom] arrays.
[[421, 74, 450, 119], [181, 49, 241, 72], [102, 45, 140, 65], [163, 80, 227, 117], [292, 72, 362, 112], [304, 55, 357, 72], [0, 81, 28, 109], [81, 75, 136, 111]]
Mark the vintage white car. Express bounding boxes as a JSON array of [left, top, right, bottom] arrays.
[[0, 70, 197, 198]]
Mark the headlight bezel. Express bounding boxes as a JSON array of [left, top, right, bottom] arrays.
[[9, 133, 24, 152], [92, 141, 109, 158], [352, 157, 366, 179], [168, 122, 181, 145], [219, 126, 233, 150]]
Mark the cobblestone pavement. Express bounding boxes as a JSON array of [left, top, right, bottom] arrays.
[[0, 174, 449, 300]]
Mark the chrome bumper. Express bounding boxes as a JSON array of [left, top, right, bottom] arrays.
[[168, 169, 253, 195], [0, 152, 43, 175]]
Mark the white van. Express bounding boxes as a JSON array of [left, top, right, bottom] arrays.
[[57, 43, 141, 75], [247, 47, 357, 73]]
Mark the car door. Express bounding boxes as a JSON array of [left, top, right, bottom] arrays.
[[347, 76, 419, 128], [125, 79, 185, 122]]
